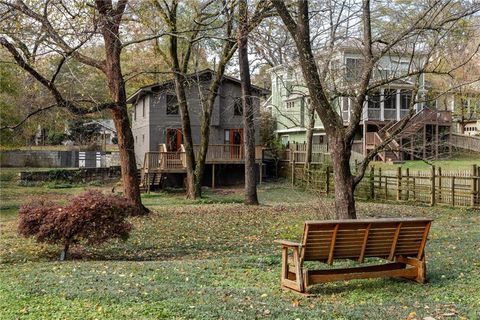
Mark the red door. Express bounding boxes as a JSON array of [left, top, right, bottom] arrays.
[[166, 128, 183, 151]]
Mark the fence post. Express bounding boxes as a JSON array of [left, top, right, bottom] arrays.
[[378, 168, 382, 198], [475, 166, 480, 204], [477, 166, 480, 206], [325, 166, 330, 195], [438, 167, 442, 203], [396, 167, 402, 201], [405, 168, 410, 201], [430, 165, 436, 206], [471, 164, 477, 207], [384, 176, 388, 200], [291, 158, 296, 186], [306, 163, 310, 188], [413, 172, 416, 201], [451, 176, 455, 206], [369, 166, 374, 200]]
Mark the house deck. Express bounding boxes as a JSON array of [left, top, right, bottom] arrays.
[[142, 144, 263, 172]]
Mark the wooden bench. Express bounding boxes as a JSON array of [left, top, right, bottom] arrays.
[[274, 218, 432, 293]]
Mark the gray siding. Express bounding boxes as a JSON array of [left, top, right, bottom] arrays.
[[131, 79, 262, 167], [131, 96, 150, 165]]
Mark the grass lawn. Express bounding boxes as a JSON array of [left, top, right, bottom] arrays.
[[1, 169, 479, 319]]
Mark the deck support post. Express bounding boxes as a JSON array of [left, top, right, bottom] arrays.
[[448, 126, 452, 157], [212, 164, 215, 189], [259, 162, 263, 185], [147, 172, 150, 194], [430, 165, 436, 206]]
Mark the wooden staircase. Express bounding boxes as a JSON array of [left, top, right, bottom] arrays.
[[371, 108, 449, 162], [139, 170, 163, 193]]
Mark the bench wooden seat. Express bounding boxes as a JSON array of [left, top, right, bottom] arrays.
[[274, 218, 432, 293]]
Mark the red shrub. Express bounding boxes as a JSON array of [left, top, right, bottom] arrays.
[[18, 190, 136, 260]]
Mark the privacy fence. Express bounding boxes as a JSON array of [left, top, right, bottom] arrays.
[[287, 163, 480, 208]]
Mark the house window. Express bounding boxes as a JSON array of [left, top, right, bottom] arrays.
[[367, 91, 381, 109], [133, 104, 136, 121], [166, 94, 179, 115], [224, 130, 230, 144], [384, 89, 396, 109], [313, 135, 324, 144], [281, 135, 289, 146], [234, 97, 243, 116], [224, 129, 243, 145], [400, 90, 412, 109], [286, 101, 295, 109], [346, 58, 364, 81], [135, 136, 138, 143], [142, 134, 145, 143], [142, 99, 145, 117]]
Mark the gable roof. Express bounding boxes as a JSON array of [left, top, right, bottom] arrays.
[[126, 69, 269, 104]]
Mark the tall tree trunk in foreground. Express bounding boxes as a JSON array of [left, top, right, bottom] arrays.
[[165, 1, 197, 198], [329, 135, 356, 218], [273, 0, 356, 218], [238, 0, 259, 205], [96, 0, 145, 212]]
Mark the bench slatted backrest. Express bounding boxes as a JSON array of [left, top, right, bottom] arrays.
[[300, 218, 432, 264]]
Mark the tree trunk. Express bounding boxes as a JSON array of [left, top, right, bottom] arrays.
[[273, 0, 357, 218], [194, 71, 226, 198], [166, 3, 197, 199], [173, 75, 197, 199], [239, 0, 259, 205], [329, 135, 357, 219], [59, 241, 70, 261], [305, 106, 315, 167], [100, 2, 145, 213]]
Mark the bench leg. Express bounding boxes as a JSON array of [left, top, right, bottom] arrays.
[[395, 256, 426, 283], [280, 246, 305, 293]]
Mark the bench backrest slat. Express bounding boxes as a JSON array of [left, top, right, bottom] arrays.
[[301, 219, 432, 263]]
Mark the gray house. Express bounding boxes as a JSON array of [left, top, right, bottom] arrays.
[[127, 69, 268, 171]]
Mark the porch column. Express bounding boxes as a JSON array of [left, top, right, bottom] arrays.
[[396, 89, 401, 120], [380, 88, 385, 121]]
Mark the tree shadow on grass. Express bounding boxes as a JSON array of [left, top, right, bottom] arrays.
[[306, 269, 448, 296]]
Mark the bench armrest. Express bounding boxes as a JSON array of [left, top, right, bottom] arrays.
[[274, 240, 301, 247]]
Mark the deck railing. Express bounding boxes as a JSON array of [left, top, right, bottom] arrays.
[[198, 144, 245, 161], [143, 152, 161, 171], [143, 144, 264, 172], [159, 151, 185, 170]]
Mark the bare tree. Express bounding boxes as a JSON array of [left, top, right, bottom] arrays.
[[271, 0, 480, 218], [148, 0, 271, 199], [0, 0, 147, 213], [238, 0, 259, 205]]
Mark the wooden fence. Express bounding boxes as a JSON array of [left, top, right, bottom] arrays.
[[280, 142, 364, 165], [449, 133, 480, 152], [290, 164, 480, 208]]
